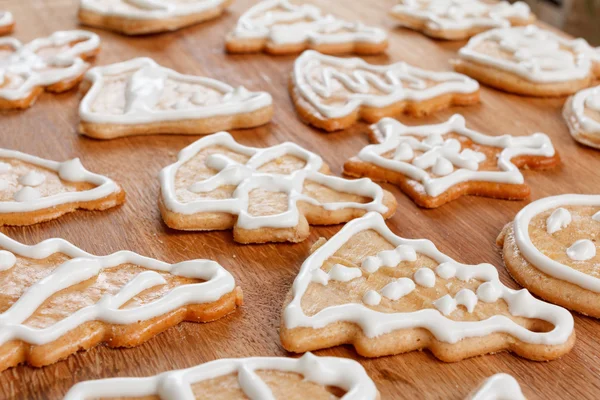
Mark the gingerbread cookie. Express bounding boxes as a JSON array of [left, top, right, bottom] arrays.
[[497, 194, 600, 317], [290, 50, 480, 132], [78, 0, 233, 35], [454, 25, 600, 97], [281, 212, 575, 361], [159, 132, 397, 244], [468, 374, 525, 400], [0, 149, 124, 226], [390, 0, 534, 40], [78, 57, 273, 139], [0, 12, 14, 36], [64, 352, 378, 399], [563, 85, 600, 149], [343, 115, 559, 208], [0, 233, 242, 371], [0, 30, 100, 110], [225, 0, 388, 55]]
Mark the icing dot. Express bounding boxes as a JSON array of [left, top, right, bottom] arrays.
[[362, 290, 381, 306], [0, 250, 16, 271], [460, 148, 486, 163], [423, 133, 444, 147], [311, 268, 329, 285], [0, 162, 11, 173], [361, 256, 381, 273], [18, 170, 46, 187], [455, 289, 478, 312], [546, 207, 572, 234], [58, 158, 86, 182], [476, 281, 502, 303], [414, 268, 436, 288], [393, 142, 414, 161], [380, 278, 415, 300], [14, 187, 41, 202], [328, 264, 362, 282], [433, 294, 456, 316], [435, 262, 456, 279], [593, 211, 600, 222], [432, 157, 453, 176], [566, 239, 596, 261]]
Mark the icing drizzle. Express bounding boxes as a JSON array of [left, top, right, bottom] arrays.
[[160, 132, 389, 230], [356, 115, 555, 197], [79, 0, 229, 20], [284, 212, 573, 344], [292, 50, 479, 119], [469, 373, 525, 400], [565, 85, 600, 145], [63, 353, 378, 400]]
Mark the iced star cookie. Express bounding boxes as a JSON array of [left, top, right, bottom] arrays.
[[64, 353, 378, 399], [0, 233, 242, 371], [290, 50, 480, 132], [390, 0, 535, 40], [0, 149, 124, 226], [468, 374, 525, 400], [78, 0, 233, 35], [343, 115, 559, 208], [454, 25, 600, 97], [0, 12, 14, 36], [225, 0, 388, 55], [563, 85, 600, 149], [159, 132, 397, 244], [281, 212, 575, 361], [0, 30, 100, 110], [78, 58, 273, 139], [497, 194, 600, 317]]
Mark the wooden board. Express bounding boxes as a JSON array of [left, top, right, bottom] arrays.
[[1, 0, 599, 398]]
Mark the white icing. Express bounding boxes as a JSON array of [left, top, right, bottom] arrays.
[[284, 212, 573, 344], [566, 239, 596, 261], [469, 373, 525, 400], [80, 0, 229, 20], [0, 149, 119, 213], [0, 180, 7, 191], [435, 262, 457, 279], [362, 290, 382, 306], [229, 0, 387, 46], [0, 250, 16, 271], [0, 30, 100, 101], [476, 281, 502, 303], [292, 50, 479, 119], [361, 244, 417, 273], [380, 278, 415, 300], [433, 289, 478, 316], [458, 25, 598, 83], [329, 264, 363, 283], [433, 294, 456, 315], [159, 132, 389, 231], [391, 0, 532, 33], [358, 115, 555, 197], [0, 162, 11, 173], [18, 170, 46, 187], [414, 267, 436, 287], [546, 207, 571, 234], [564, 85, 600, 148], [0, 232, 236, 347], [514, 194, 600, 292], [63, 353, 378, 400], [594, 211, 600, 222], [79, 58, 272, 126], [0, 11, 13, 29]]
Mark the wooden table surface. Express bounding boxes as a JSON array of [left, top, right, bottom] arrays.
[[1, 0, 600, 399]]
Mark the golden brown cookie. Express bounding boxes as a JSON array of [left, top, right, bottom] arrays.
[[0, 149, 124, 226], [497, 194, 600, 317], [159, 132, 397, 244], [343, 115, 559, 208], [281, 212, 575, 362], [289, 50, 480, 132], [0, 233, 242, 371]]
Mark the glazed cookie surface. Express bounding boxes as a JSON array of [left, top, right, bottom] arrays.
[[78, 57, 273, 139], [497, 194, 600, 317], [159, 132, 397, 244], [290, 50, 480, 132], [343, 115, 559, 208], [454, 25, 600, 96], [281, 212, 575, 361], [563, 85, 600, 149], [390, 0, 535, 40], [225, 0, 388, 55]]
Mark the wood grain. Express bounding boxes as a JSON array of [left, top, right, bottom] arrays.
[[1, 0, 599, 399]]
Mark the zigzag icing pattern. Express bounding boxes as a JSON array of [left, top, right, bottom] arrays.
[[160, 132, 389, 230], [79, 0, 229, 19], [0, 149, 119, 213], [292, 50, 479, 119], [79, 57, 272, 125], [284, 212, 574, 345], [0, 30, 99, 101], [0, 233, 235, 347], [356, 115, 555, 197], [458, 25, 600, 83], [228, 0, 387, 46]]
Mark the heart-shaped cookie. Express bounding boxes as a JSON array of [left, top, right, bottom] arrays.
[[281, 212, 574, 361]]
